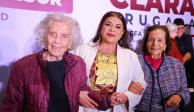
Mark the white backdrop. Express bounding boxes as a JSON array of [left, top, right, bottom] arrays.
[[0, 0, 194, 101]]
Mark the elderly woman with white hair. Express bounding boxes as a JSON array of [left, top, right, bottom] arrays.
[[166, 23, 183, 62], [1, 13, 113, 112]]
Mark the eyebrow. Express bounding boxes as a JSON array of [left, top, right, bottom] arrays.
[[105, 20, 122, 26]]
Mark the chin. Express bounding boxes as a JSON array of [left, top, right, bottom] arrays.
[[151, 53, 161, 55]]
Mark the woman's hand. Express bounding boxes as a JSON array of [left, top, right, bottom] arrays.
[[128, 82, 144, 94], [165, 95, 182, 109], [79, 91, 98, 108], [111, 92, 128, 105]]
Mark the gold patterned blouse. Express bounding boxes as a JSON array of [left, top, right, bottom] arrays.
[[89, 51, 118, 94]]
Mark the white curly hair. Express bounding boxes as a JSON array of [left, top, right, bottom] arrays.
[[34, 13, 83, 50], [166, 23, 178, 33]]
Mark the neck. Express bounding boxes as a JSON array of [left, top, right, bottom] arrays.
[[98, 43, 117, 55], [43, 51, 63, 61], [150, 54, 162, 59]]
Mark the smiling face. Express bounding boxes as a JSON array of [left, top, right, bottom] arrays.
[[100, 16, 124, 45], [44, 21, 71, 59], [146, 29, 167, 59]]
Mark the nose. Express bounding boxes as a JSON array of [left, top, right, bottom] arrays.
[[109, 26, 115, 32], [54, 35, 61, 43], [152, 40, 157, 46]]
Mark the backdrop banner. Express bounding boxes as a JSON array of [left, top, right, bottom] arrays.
[[0, 0, 194, 102]]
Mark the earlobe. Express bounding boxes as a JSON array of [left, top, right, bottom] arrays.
[[68, 44, 71, 49], [164, 46, 166, 51], [164, 45, 167, 51], [163, 47, 166, 51], [68, 40, 72, 49]]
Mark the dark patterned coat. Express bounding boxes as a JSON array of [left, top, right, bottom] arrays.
[[135, 55, 190, 112], [1, 50, 111, 112]]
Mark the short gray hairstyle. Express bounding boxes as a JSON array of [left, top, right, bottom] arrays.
[[166, 23, 178, 33], [34, 13, 83, 50]]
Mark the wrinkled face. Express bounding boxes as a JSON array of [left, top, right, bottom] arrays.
[[44, 21, 71, 58], [146, 29, 166, 58], [100, 16, 124, 45]]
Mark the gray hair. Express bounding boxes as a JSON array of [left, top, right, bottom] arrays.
[[166, 23, 178, 33], [34, 13, 83, 50]]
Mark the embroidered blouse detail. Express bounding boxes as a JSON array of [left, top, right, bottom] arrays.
[[89, 51, 118, 93]]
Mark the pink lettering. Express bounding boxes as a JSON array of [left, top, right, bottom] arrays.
[[165, 0, 179, 14], [180, 0, 194, 15], [110, 0, 128, 9], [110, 0, 194, 16], [145, 0, 163, 13], [0, 0, 72, 13], [131, 0, 145, 11]]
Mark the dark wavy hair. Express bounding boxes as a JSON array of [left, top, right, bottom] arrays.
[[142, 25, 171, 54], [92, 11, 129, 48]]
